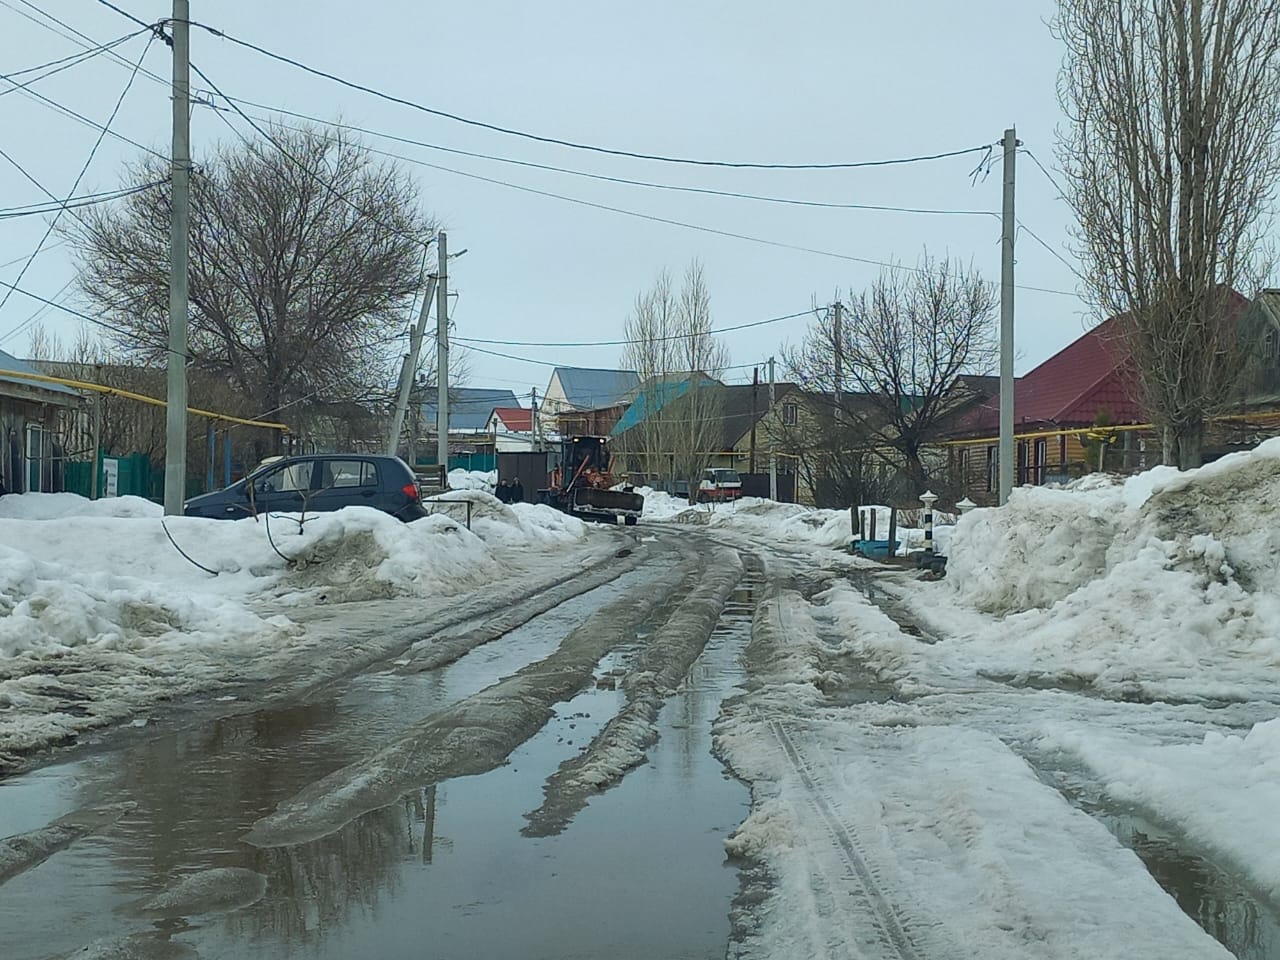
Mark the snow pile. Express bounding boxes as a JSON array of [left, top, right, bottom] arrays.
[[0, 492, 597, 760], [0, 492, 161, 520], [447, 468, 496, 492], [879, 439, 1280, 698], [635, 487, 691, 520], [1045, 716, 1280, 903]]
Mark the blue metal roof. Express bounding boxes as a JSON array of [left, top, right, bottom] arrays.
[[421, 387, 518, 433], [0, 349, 78, 397], [610, 376, 717, 436], [553, 367, 639, 409]]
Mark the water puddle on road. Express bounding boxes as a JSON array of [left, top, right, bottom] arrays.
[[1042, 765, 1280, 959], [1102, 810, 1280, 959], [0, 562, 754, 960]]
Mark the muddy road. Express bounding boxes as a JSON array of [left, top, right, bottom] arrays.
[[0, 532, 760, 960]]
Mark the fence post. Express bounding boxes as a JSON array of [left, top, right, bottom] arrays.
[[887, 507, 898, 558]]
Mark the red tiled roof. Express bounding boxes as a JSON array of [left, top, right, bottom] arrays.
[[492, 406, 533, 431], [950, 289, 1249, 437]]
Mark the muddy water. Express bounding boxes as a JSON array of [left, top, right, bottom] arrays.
[[0, 561, 753, 960]]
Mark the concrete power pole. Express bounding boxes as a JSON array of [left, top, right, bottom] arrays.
[[387, 272, 438, 456], [832, 300, 843, 421], [163, 0, 190, 515], [999, 126, 1017, 505], [768, 356, 777, 500], [531, 387, 540, 450], [435, 231, 449, 471]]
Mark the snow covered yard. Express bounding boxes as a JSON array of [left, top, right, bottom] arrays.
[[716, 441, 1280, 957], [0, 491, 599, 766]]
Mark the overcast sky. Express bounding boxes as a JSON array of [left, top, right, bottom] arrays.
[[0, 0, 1092, 408]]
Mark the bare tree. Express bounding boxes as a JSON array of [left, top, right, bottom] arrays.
[[70, 123, 436, 456], [1056, 0, 1280, 467], [785, 254, 997, 492], [618, 260, 728, 496]]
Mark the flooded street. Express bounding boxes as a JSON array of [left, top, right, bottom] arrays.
[[0, 545, 754, 960]]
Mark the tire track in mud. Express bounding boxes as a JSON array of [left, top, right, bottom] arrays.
[[521, 545, 746, 837], [243, 546, 704, 849]]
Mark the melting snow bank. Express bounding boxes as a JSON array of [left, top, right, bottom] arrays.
[[915, 440, 1280, 701], [718, 712, 1233, 959], [244, 556, 698, 848], [1043, 717, 1280, 904], [639, 488, 949, 556], [715, 583, 1237, 958], [0, 492, 596, 765], [523, 549, 744, 836]]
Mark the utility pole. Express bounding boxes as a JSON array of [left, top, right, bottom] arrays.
[[768, 356, 777, 501], [90, 362, 103, 500], [386, 272, 438, 456], [163, 0, 190, 515], [435, 231, 449, 471], [531, 387, 540, 450], [999, 126, 1017, 505], [749, 366, 758, 474], [832, 300, 843, 416]]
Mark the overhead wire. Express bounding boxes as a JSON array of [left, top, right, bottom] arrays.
[[1022, 148, 1070, 202], [4, 0, 171, 90], [48, 8, 1077, 298], [190, 97, 1076, 297], [0, 69, 166, 160], [187, 61, 435, 252], [0, 276, 175, 355], [0, 27, 157, 333], [0, 26, 149, 92], [451, 309, 813, 348], [171, 12, 995, 172], [199, 101, 997, 218], [0, 180, 166, 220]]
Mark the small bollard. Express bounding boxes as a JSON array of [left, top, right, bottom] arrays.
[[919, 490, 938, 557]]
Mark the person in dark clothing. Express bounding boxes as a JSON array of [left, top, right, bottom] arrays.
[[496, 478, 512, 503], [510, 477, 524, 504]]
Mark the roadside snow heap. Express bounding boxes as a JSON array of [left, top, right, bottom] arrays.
[[927, 440, 1280, 699], [640, 489, 854, 549], [0, 492, 589, 760]]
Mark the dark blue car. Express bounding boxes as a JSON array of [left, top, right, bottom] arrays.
[[184, 454, 428, 521]]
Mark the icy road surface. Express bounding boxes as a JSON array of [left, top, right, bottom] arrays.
[[0, 532, 753, 960], [6, 471, 1280, 960]]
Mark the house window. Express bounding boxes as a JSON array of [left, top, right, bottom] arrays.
[[985, 446, 997, 493], [781, 402, 798, 426]]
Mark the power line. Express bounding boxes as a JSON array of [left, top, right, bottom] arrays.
[[1022, 148, 1069, 202], [209, 103, 1076, 296], [333, 133, 1079, 297], [168, 12, 994, 172], [0, 180, 165, 220], [451, 309, 813, 348], [0, 26, 149, 91], [188, 61, 435, 252], [4, 0, 171, 90], [198, 99, 996, 219], [1017, 221, 1085, 282], [0, 69, 167, 160], [0, 240, 68, 272], [0, 29, 157, 329], [0, 277, 171, 353]]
